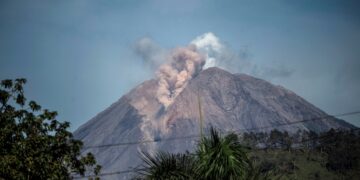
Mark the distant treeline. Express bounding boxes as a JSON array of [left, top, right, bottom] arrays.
[[133, 127, 360, 180], [242, 128, 360, 176]]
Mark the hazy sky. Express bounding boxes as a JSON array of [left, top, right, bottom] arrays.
[[1, 0, 359, 130]]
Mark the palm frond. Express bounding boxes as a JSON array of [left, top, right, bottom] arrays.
[[195, 127, 252, 180], [136, 151, 195, 180]]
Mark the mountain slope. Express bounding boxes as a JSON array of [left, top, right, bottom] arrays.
[[74, 67, 354, 179]]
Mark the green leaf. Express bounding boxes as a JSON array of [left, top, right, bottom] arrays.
[[29, 101, 41, 111], [0, 78, 101, 179], [1, 79, 13, 88]]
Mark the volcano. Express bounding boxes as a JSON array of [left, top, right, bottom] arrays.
[[74, 67, 354, 179]]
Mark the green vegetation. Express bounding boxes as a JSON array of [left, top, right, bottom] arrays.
[[135, 128, 360, 180], [0, 79, 101, 180], [2, 78, 358, 180], [196, 128, 252, 179], [251, 149, 340, 179], [246, 129, 360, 180], [134, 151, 196, 180], [136, 127, 252, 180]]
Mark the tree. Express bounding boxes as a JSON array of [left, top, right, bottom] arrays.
[[195, 127, 252, 179], [256, 132, 269, 150], [242, 132, 257, 148], [282, 131, 292, 152], [136, 151, 195, 180], [269, 129, 282, 149], [135, 127, 253, 180], [308, 130, 318, 149], [319, 130, 360, 175], [0, 79, 101, 179]]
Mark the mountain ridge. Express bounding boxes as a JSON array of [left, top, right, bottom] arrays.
[[74, 67, 355, 179]]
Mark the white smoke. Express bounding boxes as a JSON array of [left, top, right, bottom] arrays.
[[190, 32, 224, 69], [190, 32, 293, 79], [135, 32, 293, 107], [190, 32, 252, 73], [156, 45, 205, 107]]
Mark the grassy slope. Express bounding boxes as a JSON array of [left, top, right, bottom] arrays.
[[250, 149, 358, 180]]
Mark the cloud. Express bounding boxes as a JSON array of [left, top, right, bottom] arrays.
[[134, 38, 206, 107], [134, 37, 167, 70], [190, 32, 250, 72], [251, 65, 294, 79], [134, 32, 294, 107], [190, 32, 294, 80]]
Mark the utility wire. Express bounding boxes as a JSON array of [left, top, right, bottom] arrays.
[[74, 127, 360, 179], [83, 134, 200, 149], [233, 111, 360, 133], [72, 168, 145, 179], [297, 127, 360, 144], [83, 111, 360, 149]]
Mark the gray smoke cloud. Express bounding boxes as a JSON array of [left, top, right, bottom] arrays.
[[135, 32, 293, 107], [156, 45, 205, 107], [134, 37, 167, 70], [251, 65, 294, 79]]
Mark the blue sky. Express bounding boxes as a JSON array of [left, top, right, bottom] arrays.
[[1, 0, 359, 130]]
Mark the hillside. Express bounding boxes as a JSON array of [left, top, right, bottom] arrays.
[[74, 67, 354, 179]]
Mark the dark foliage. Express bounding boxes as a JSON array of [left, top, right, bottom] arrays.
[[135, 127, 252, 180], [0, 79, 101, 179], [319, 129, 360, 174], [136, 151, 196, 180], [135, 125, 360, 179]]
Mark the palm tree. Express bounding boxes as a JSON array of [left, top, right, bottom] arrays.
[[135, 151, 196, 180], [135, 127, 252, 180], [195, 127, 252, 180]]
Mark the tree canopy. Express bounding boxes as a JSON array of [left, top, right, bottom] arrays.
[[0, 79, 101, 179], [136, 127, 252, 180]]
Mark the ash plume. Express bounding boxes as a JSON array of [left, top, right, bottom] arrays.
[[135, 32, 293, 107], [156, 45, 205, 107], [134, 37, 167, 70]]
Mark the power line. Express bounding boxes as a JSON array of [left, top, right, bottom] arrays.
[[74, 127, 360, 179], [72, 168, 145, 179], [83, 134, 200, 149], [297, 127, 360, 144], [233, 111, 360, 133], [83, 111, 360, 149]]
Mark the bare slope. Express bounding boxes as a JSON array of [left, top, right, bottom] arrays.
[[74, 67, 354, 179]]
